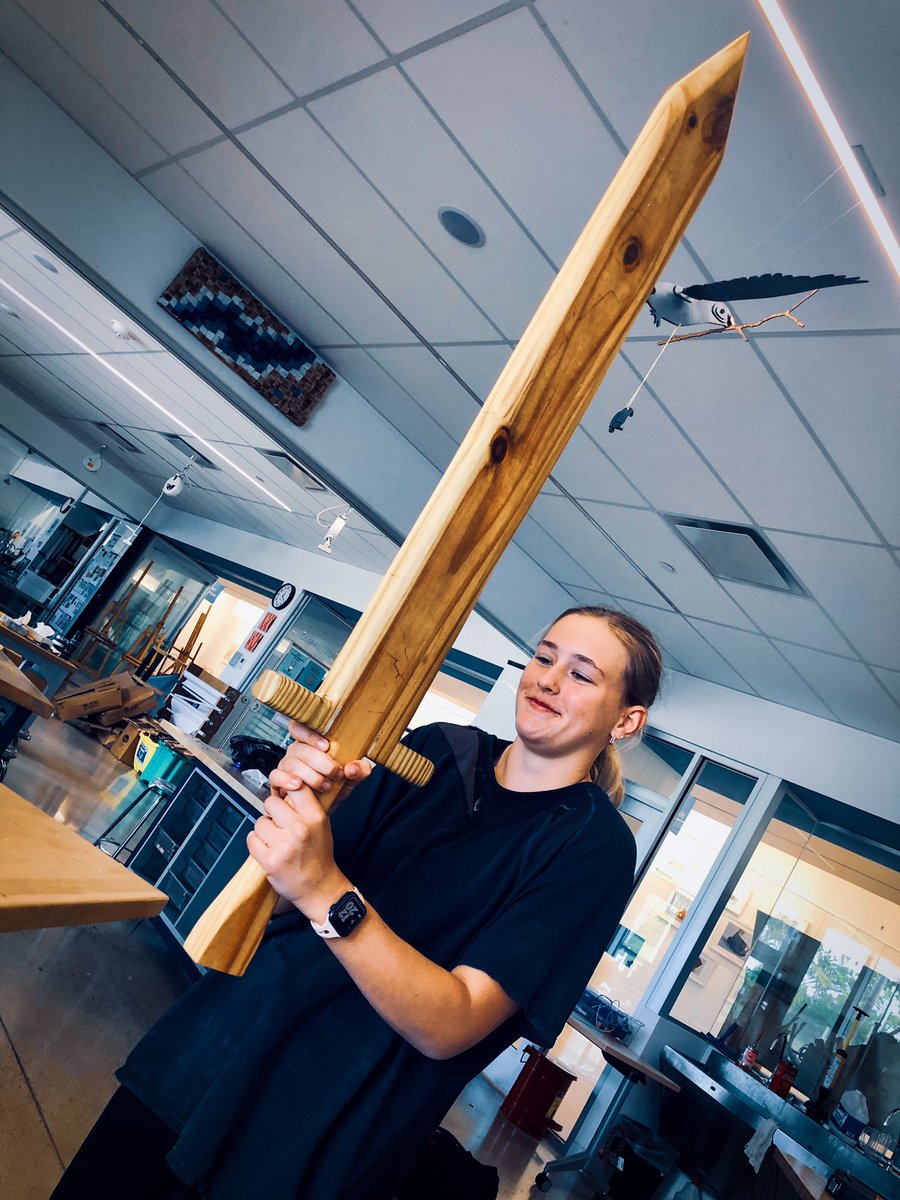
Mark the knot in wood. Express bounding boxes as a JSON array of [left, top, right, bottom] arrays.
[[622, 237, 642, 271], [703, 97, 734, 150], [490, 431, 509, 464]]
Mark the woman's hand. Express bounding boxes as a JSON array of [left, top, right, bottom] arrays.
[[268, 720, 373, 802], [249, 723, 374, 917]]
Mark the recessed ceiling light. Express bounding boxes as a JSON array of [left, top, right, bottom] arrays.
[[32, 253, 59, 273], [660, 561, 676, 573], [0, 301, 19, 318], [438, 207, 486, 248]]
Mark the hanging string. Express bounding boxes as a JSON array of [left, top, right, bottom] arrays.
[[625, 323, 681, 411], [781, 200, 862, 262], [729, 165, 844, 272]]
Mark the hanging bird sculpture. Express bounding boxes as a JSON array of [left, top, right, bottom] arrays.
[[607, 271, 866, 434], [646, 271, 866, 336]]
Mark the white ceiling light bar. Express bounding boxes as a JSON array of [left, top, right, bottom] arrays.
[[757, 0, 899, 278], [0, 275, 292, 511]]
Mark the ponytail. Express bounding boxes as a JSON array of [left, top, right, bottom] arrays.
[[591, 741, 624, 806]]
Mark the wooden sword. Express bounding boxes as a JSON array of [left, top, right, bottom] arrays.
[[183, 33, 749, 975]]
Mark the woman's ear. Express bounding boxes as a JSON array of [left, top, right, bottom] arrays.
[[615, 706, 648, 740]]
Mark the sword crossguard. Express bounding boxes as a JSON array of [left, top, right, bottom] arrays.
[[251, 669, 434, 787]]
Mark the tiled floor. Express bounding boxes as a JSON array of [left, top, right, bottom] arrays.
[[1, 718, 601, 1200]]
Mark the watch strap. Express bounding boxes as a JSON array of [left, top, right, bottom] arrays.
[[310, 889, 367, 939]]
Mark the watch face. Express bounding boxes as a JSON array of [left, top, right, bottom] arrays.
[[331, 891, 367, 936], [272, 582, 296, 610]]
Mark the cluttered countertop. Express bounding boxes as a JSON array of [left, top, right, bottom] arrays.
[[660, 1045, 899, 1199]]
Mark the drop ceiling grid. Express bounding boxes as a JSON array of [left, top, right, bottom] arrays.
[[0, 353, 130, 430], [237, 111, 502, 345], [579, 502, 759, 629], [643, 337, 879, 543], [321, 346, 460, 471], [110, 0, 293, 128], [774, 640, 900, 743], [686, 618, 839, 721], [760, 335, 900, 547], [401, 6, 628, 267], [308, 65, 557, 341], [0, 0, 170, 172], [364, 345, 482, 447], [764, 532, 900, 673], [150, 143, 416, 345], [528, 493, 672, 608], [720, 581, 857, 658], [351, 0, 507, 52], [438, 344, 514, 402], [513, 513, 616, 593], [137, 161, 353, 350], [217, 0, 385, 98], [578, 361, 750, 523]]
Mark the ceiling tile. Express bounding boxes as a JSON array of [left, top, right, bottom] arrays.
[[720, 581, 856, 657], [688, 620, 837, 720], [404, 6, 625, 265], [873, 667, 900, 709], [529, 494, 671, 606], [551, 429, 646, 508], [642, 337, 877, 541], [766, 532, 900, 671], [366, 345, 479, 444], [581, 353, 749, 522], [438, 344, 512, 401], [14, 0, 220, 154], [310, 67, 557, 340], [580, 501, 757, 628], [239, 110, 500, 342], [513, 514, 612, 592], [613, 600, 754, 694], [112, 0, 292, 127], [322, 346, 458, 471], [0, 0, 169, 171], [776, 641, 900, 742], [140, 159, 353, 348], [217, 0, 384, 96], [352, 0, 501, 53], [762, 334, 900, 545]]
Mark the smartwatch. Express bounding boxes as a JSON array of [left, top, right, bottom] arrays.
[[310, 889, 368, 939]]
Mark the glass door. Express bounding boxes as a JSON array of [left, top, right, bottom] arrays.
[[548, 755, 760, 1139]]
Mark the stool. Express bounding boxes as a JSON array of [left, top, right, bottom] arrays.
[[94, 777, 178, 864]]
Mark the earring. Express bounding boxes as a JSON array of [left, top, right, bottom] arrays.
[[609, 734, 618, 746]]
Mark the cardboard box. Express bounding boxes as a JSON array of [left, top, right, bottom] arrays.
[[56, 682, 123, 722]]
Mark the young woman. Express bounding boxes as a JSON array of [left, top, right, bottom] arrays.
[[53, 605, 662, 1200]]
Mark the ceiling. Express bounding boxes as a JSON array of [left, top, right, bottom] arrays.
[[0, 0, 897, 742]]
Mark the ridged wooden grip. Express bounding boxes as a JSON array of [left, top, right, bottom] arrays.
[[252, 669, 335, 728]]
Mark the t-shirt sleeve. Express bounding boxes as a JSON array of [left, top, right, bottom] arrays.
[[457, 809, 637, 1048]]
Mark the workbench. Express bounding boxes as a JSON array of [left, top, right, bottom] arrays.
[[0, 649, 56, 758], [0, 621, 79, 695], [0, 781, 167, 931]]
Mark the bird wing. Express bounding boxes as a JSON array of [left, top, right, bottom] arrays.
[[681, 273, 867, 302]]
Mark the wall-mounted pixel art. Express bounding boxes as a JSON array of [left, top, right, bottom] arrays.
[[158, 247, 335, 428]]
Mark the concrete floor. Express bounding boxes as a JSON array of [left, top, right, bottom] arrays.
[[1, 717, 601, 1200]]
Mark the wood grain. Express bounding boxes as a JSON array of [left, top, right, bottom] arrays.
[[184, 34, 750, 975], [0, 782, 167, 931]]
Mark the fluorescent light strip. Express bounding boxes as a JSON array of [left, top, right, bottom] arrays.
[[0, 274, 292, 511], [757, 0, 900, 278]]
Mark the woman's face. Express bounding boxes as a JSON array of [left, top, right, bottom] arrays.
[[514, 613, 646, 761]]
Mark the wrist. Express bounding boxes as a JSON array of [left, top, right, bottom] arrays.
[[298, 872, 353, 924]]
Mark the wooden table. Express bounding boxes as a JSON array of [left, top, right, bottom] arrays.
[[0, 622, 79, 694], [536, 1016, 681, 1192], [0, 782, 167, 931], [0, 650, 56, 757]]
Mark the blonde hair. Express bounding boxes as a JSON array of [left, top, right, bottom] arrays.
[[552, 606, 663, 806]]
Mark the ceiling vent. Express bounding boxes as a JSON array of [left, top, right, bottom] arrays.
[[664, 516, 806, 595], [161, 433, 219, 470], [259, 449, 325, 491], [95, 423, 143, 453]]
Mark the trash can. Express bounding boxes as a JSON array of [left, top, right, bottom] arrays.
[[500, 1046, 577, 1138], [605, 1117, 679, 1200]]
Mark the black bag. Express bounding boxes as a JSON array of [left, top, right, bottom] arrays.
[[395, 1128, 499, 1200]]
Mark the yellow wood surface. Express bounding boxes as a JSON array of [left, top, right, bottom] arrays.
[[0, 783, 167, 931], [0, 622, 78, 673], [0, 651, 56, 718], [185, 35, 749, 974]]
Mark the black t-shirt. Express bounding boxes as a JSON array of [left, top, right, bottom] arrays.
[[118, 723, 636, 1200]]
